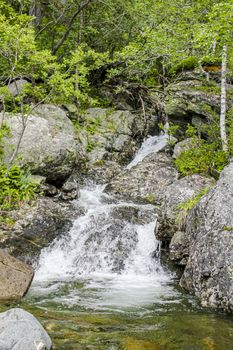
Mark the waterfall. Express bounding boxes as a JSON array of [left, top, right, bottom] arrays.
[[31, 133, 176, 311], [126, 129, 168, 169]]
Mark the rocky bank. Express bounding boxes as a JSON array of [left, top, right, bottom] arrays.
[[1, 74, 233, 315]]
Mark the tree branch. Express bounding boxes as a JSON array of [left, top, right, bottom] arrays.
[[52, 0, 95, 55]]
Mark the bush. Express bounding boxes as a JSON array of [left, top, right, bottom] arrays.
[[0, 165, 38, 210], [169, 56, 198, 75], [175, 138, 228, 177]]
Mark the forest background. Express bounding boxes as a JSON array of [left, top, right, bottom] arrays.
[[0, 0, 233, 210]]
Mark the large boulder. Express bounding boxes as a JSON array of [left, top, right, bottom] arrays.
[[78, 108, 158, 165], [163, 80, 230, 135], [156, 175, 214, 242], [180, 162, 233, 311], [164, 80, 221, 120], [0, 198, 84, 264], [0, 308, 52, 350], [0, 250, 33, 302], [2, 104, 78, 183], [105, 153, 178, 204]]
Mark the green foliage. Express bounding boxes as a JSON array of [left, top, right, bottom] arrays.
[[223, 226, 233, 231], [177, 187, 210, 228], [0, 165, 38, 210], [169, 56, 198, 75], [200, 55, 222, 67], [175, 139, 228, 177], [0, 124, 10, 158], [159, 122, 179, 145]]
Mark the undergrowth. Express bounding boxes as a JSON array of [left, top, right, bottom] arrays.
[[0, 165, 38, 211]]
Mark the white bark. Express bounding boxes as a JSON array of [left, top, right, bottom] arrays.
[[220, 44, 228, 152]]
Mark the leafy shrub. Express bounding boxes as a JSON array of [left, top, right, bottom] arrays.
[[0, 165, 38, 210], [175, 138, 228, 177], [200, 55, 221, 67], [169, 56, 198, 75]]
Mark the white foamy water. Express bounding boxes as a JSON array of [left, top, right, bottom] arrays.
[[126, 132, 168, 169], [30, 133, 178, 312]]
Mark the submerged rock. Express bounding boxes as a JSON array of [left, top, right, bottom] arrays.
[[105, 152, 178, 204], [2, 104, 78, 183], [180, 162, 233, 311], [0, 308, 52, 350], [0, 250, 33, 302]]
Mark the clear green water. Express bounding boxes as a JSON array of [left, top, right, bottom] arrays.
[[1, 281, 233, 350]]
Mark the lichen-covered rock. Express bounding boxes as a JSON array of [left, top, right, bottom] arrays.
[[0, 308, 52, 350], [105, 153, 178, 204], [169, 231, 189, 265], [172, 138, 194, 159], [180, 162, 233, 311], [78, 108, 158, 165], [0, 250, 33, 301], [61, 177, 80, 201], [156, 175, 214, 242], [2, 104, 78, 183], [0, 198, 84, 264], [164, 80, 221, 120], [82, 160, 123, 184]]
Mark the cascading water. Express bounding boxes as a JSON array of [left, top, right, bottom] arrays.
[[126, 134, 167, 170], [23, 132, 233, 350], [29, 132, 178, 312]]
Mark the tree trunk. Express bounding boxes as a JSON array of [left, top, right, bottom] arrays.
[[220, 44, 228, 152]]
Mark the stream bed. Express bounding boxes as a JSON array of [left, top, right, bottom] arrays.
[[18, 184, 233, 349], [2, 134, 233, 350]]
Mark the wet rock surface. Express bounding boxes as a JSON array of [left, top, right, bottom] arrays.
[[0, 308, 52, 350], [78, 108, 158, 165], [105, 153, 178, 204], [180, 162, 233, 311], [0, 250, 34, 302], [0, 198, 84, 264]]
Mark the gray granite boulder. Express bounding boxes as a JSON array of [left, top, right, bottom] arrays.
[[0, 308, 52, 350], [105, 153, 178, 204], [0, 198, 84, 264], [180, 162, 233, 311], [2, 104, 78, 182], [156, 175, 214, 242], [172, 138, 194, 159]]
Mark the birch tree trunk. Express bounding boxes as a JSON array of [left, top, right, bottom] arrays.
[[220, 44, 228, 152]]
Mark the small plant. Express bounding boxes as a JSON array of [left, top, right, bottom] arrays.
[[177, 187, 210, 229], [175, 141, 228, 177], [159, 122, 179, 145], [0, 165, 38, 211], [86, 142, 95, 153], [145, 193, 156, 203], [223, 226, 233, 231]]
